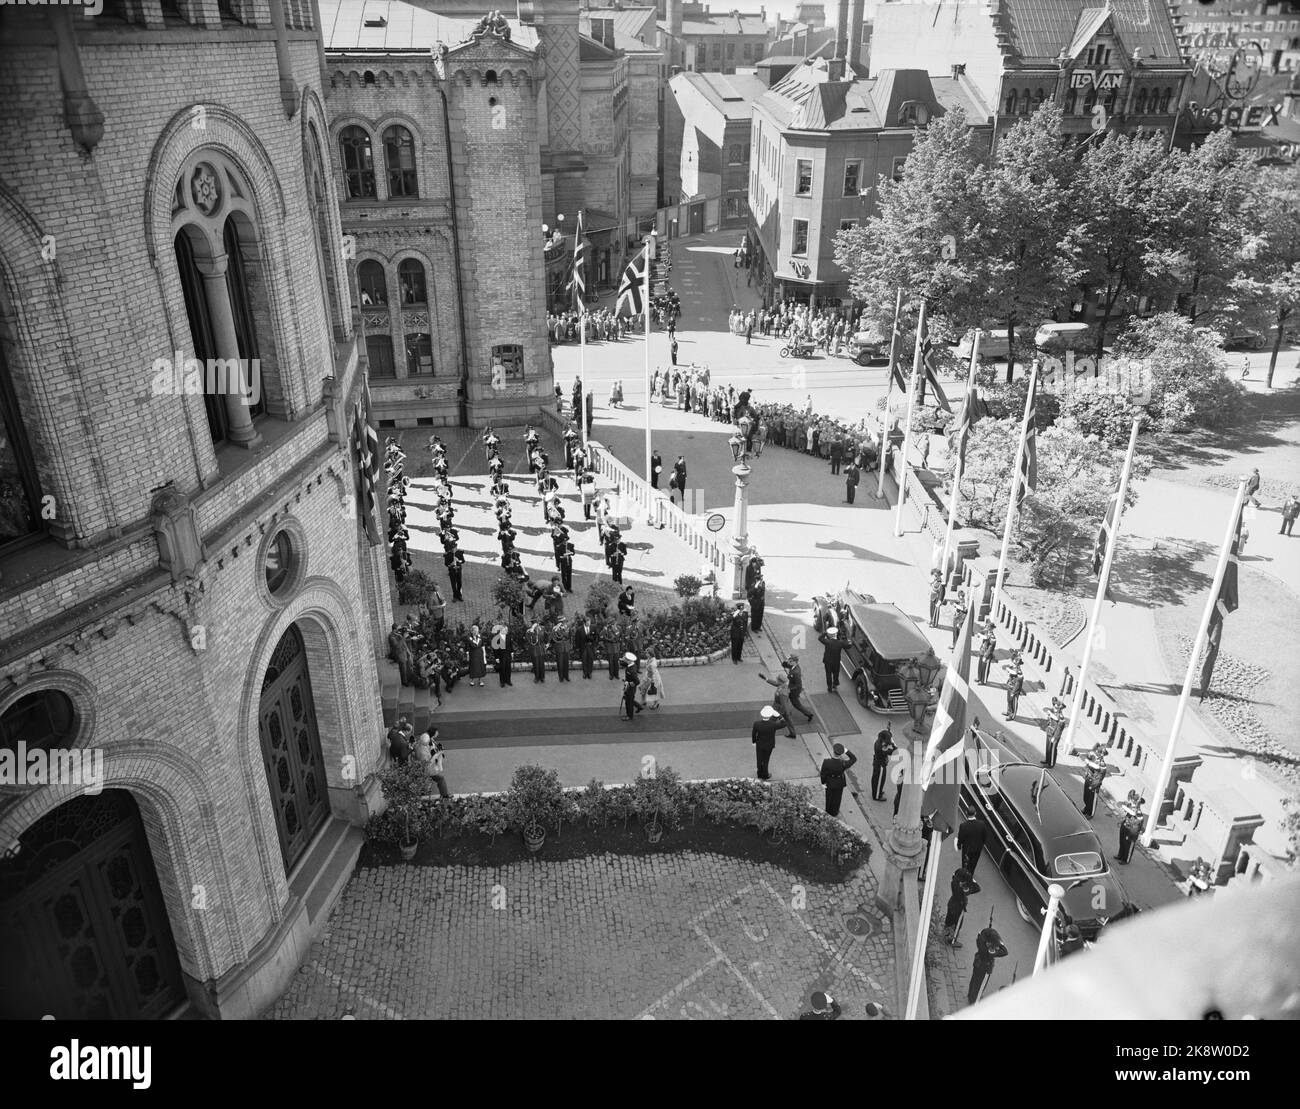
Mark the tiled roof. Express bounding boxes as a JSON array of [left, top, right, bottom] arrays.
[[995, 0, 1181, 65], [321, 0, 538, 52]]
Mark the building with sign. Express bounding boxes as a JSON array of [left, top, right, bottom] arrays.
[[747, 58, 992, 304], [0, 1, 393, 1019], [871, 0, 1192, 147]]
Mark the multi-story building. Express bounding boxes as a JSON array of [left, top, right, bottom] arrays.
[[871, 0, 1192, 148], [748, 59, 992, 303], [325, 0, 552, 427], [0, 0, 393, 1019], [660, 1, 774, 73], [666, 70, 767, 224]]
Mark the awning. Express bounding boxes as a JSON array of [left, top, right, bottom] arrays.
[[776, 271, 824, 285]]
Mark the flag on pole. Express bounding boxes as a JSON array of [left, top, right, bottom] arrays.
[[1199, 510, 1243, 695], [1015, 374, 1039, 507], [567, 209, 586, 309], [888, 313, 908, 393], [952, 384, 986, 470], [920, 601, 976, 835], [616, 245, 648, 318], [353, 380, 381, 544], [1092, 484, 1121, 576], [918, 328, 951, 411]]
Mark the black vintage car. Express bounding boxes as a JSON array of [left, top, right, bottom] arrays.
[[959, 729, 1131, 944], [836, 592, 935, 715]]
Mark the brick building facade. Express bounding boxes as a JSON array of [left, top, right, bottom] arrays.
[[0, 2, 393, 1019]]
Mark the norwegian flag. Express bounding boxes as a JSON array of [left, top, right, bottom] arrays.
[[1199, 509, 1243, 697], [353, 379, 381, 545], [616, 245, 648, 319], [952, 384, 986, 471], [568, 209, 586, 309], [1015, 372, 1039, 508], [920, 600, 976, 834], [916, 322, 951, 412], [1092, 484, 1121, 577]]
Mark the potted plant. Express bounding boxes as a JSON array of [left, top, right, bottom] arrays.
[[377, 760, 433, 862], [631, 767, 681, 842], [504, 764, 567, 853]]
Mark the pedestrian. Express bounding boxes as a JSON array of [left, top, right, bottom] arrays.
[[797, 991, 842, 1020], [783, 655, 817, 723], [871, 725, 895, 801], [1238, 521, 1250, 555], [1245, 467, 1261, 507], [759, 666, 799, 738], [968, 928, 1008, 1006], [844, 460, 860, 504], [670, 337, 678, 366], [950, 590, 968, 649], [552, 618, 571, 681], [465, 624, 488, 688], [387, 716, 413, 765], [957, 815, 989, 877], [818, 629, 846, 692], [747, 574, 766, 632], [928, 570, 944, 628], [650, 449, 662, 489], [492, 622, 513, 687], [673, 455, 687, 499], [751, 704, 782, 780], [745, 317, 753, 345], [829, 437, 842, 476], [575, 616, 596, 679], [819, 742, 857, 816], [976, 625, 996, 684], [1117, 793, 1145, 864], [527, 618, 547, 683], [1004, 663, 1023, 720], [943, 867, 980, 947], [729, 604, 748, 663], [1280, 494, 1298, 536]]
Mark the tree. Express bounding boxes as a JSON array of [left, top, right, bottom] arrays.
[[834, 107, 989, 342], [1113, 312, 1245, 432], [1233, 167, 1300, 388], [1057, 387, 1144, 448], [1284, 796, 1300, 871], [1069, 132, 1180, 360], [959, 422, 1148, 584], [963, 104, 1080, 382]]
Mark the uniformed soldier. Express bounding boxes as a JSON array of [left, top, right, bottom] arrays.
[[871, 725, 896, 801], [950, 589, 968, 649], [551, 619, 571, 682], [818, 629, 847, 692], [446, 544, 465, 602], [819, 743, 857, 816], [1117, 793, 1145, 864], [729, 604, 748, 664], [977, 625, 996, 684], [574, 617, 596, 679], [968, 927, 1008, 1006], [557, 541, 575, 593], [1043, 698, 1066, 768], [527, 619, 547, 683], [928, 570, 944, 628], [601, 622, 621, 679], [943, 868, 981, 947], [1004, 662, 1024, 720], [563, 422, 578, 469], [620, 655, 643, 721], [751, 704, 782, 780], [1079, 743, 1114, 819], [609, 545, 626, 585]]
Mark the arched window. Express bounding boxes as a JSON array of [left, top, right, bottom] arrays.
[[365, 335, 396, 378], [1033, 87, 1046, 110], [382, 125, 418, 198], [398, 259, 426, 305], [1006, 89, 1018, 115], [1135, 87, 1148, 114], [0, 322, 43, 550], [1159, 87, 1173, 113], [0, 688, 77, 752], [485, 69, 499, 85], [358, 260, 388, 305], [405, 333, 433, 375], [1083, 90, 1097, 116], [339, 125, 377, 200]]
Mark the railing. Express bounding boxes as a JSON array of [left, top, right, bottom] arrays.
[[903, 466, 947, 543]]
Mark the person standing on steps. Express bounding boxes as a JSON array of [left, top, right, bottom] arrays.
[[871, 725, 896, 802], [751, 704, 782, 780], [747, 574, 766, 632], [552, 618, 571, 682], [575, 616, 596, 679], [527, 618, 547, 683], [819, 743, 857, 817], [388, 623, 414, 687], [492, 621, 513, 687], [465, 624, 488, 688], [818, 629, 846, 692], [730, 604, 748, 663]]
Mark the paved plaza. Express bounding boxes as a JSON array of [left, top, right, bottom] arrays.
[[265, 853, 895, 1020]]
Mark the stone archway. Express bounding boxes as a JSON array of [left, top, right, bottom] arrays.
[[0, 789, 185, 1019]]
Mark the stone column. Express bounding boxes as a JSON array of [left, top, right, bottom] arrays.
[[730, 461, 751, 599], [196, 253, 261, 449]]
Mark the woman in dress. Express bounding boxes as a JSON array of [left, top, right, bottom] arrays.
[[639, 648, 663, 710], [466, 625, 488, 688]]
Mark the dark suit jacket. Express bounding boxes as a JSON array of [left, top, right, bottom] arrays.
[[751, 718, 781, 751], [818, 633, 846, 666], [820, 751, 857, 787], [958, 818, 988, 852]]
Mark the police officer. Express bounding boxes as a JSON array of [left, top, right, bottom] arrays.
[[968, 928, 1008, 1006], [943, 867, 980, 947], [729, 604, 748, 664], [1117, 793, 1144, 864], [819, 743, 857, 816], [871, 725, 896, 802], [1079, 743, 1113, 819], [751, 704, 782, 780], [1043, 698, 1066, 768], [818, 629, 846, 692], [957, 814, 989, 877], [977, 624, 996, 684]]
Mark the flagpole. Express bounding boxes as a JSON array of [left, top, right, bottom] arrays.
[[1142, 480, 1247, 846], [904, 824, 945, 1020], [990, 359, 1040, 618], [1061, 419, 1140, 756], [579, 292, 587, 453], [878, 287, 903, 499], [644, 234, 654, 511], [894, 298, 926, 537], [939, 334, 981, 583]]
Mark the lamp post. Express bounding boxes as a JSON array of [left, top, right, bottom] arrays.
[[728, 428, 752, 600]]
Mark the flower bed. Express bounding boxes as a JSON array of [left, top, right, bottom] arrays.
[[366, 764, 871, 877]]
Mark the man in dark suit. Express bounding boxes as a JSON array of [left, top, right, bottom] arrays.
[[943, 868, 980, 948], [829, 437, 842, 476], [819, 743, 857, 817], [871, 725, 896, 801], [557, 541, 575, 593], [388, 624, 414, 686], [751, 705, 782, 780], [650, 449, 662, 489], [818, 630, 846, 692], [747, 576, 766, 632], [729, 604, 748, 663], [387, 716, 412, 764], [957, 815, 989, 877], [492, 623, 512, 687], [673, 456, 687, 498], [609, 546, 625, 585], [574, 617, 596, 679]]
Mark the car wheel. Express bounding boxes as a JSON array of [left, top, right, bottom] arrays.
[[854, 352, 870, 366], [780, 347, 791, 358], [854, 675, 871, 708], [1016, 896, 1037, 925]]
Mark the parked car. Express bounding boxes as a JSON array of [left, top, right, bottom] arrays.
[[959, 729, 1131, 943], [1034, 321, 1097, 354], [955, 328, 1012, 362], [849, 331, 889, 365], [1224, 328, 1267, 351], [836, 591, 935, 714]]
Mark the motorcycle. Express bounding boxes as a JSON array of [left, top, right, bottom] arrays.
[[779, 340, 818, 359]]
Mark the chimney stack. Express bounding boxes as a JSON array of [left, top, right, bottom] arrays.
[[666, 0, 684, 67], [848, 0, 865, 70], [834, 0, 850, 62]]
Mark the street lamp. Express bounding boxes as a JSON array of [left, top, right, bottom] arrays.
[[727, 426, 752, 598]]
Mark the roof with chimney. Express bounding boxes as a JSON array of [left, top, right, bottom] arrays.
[[580, 14, 661, 54], [757, 59, 989, 132], [659, 9, 772, 38], [991, 0, 1182, 66], [321, 0, 538, 51], [581, 4, 659, 42]]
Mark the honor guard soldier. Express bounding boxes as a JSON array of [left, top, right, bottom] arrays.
[[527, 620, 547, 683], [1078, 743, 1115, 819], [751, 705, 782, 780], [871, 725, 896, 801], [445, 545, 465, 602], [1117, 792, 1145, 863], [1043, 698, 1066, 768], [928, 570, 945, 628], [950, 589, 968, 649], [551, 619, 572, 682], [574, 616, 596, 679], [977, 625, 996, 684], [943, 868, 981, 948], [968, 927, 1008, 1006], [557, 541, 575, 593], [729, 604, 748, 664], [1004, 659, 1024, 720]]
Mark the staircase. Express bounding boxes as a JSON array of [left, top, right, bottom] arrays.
[[380, 658, 439, 729]]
